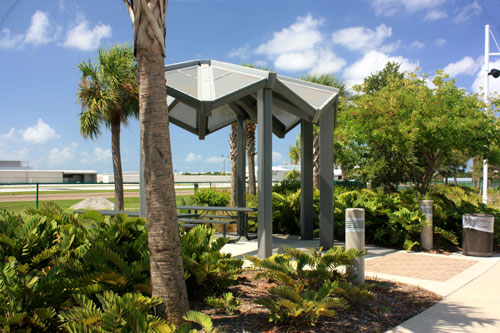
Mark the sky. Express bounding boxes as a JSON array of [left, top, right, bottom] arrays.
[[2, 0, 500, 174]]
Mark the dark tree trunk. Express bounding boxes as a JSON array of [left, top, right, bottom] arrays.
[[111, 120, 124, 211], [246, 120, 256, 195], [313, 130, 319, 189], [230, 122, 237, 206]]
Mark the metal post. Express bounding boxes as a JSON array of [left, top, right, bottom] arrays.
[[300, 120, 314, 240], [237, 115, 247, 236], [345, 208, 365, 285], [484, 25, 490, 205], [319, 107, 334, 249], [36, 183, 39, 209], [257, 87, 273, 258], [419, 200, 433, 250]]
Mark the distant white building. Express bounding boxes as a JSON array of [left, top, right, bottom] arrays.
[[0, 160, 98, 183]]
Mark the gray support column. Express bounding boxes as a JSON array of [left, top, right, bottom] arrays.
[[345, 208, 365, 285], [237, 116, 247, 235], [139, 142, 147, 218], [257, 88, 273, 258], [300, 120, 314, 240], [419, 200, 433, 250], [319, 108, 334, 249]]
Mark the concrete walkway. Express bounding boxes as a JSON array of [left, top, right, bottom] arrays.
[[221, 235, 500, 332]]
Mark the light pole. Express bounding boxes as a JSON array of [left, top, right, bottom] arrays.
[[483, 25, 500, 204]]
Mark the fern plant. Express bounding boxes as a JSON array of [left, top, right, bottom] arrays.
[[180, 225, 243, 299], [205, 292, 240, 315], [246, 246, 364, 291], [59, 291, 218, 333], [255, 280, 349, 325]]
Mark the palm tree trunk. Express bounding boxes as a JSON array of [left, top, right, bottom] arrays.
[[246, 120, 256, 195], [230, 122, 237, 206], [111, 120, 124, 210], [313, 130, 319, 189], [127, 0, 189, 324]]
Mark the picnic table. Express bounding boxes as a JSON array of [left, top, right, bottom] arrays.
[[177, 205, 257, 241], [73, 206, 257, 242]]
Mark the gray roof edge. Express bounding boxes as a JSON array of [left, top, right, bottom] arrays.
[[277, 74, 340, 94], [164, 59, 211, 71]]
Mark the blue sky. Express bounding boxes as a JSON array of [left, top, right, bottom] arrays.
[[1, 0, 500, 173]]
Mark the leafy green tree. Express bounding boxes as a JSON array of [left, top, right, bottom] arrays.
[[343, 68, 499, 195], [77, 44, 138, 211]]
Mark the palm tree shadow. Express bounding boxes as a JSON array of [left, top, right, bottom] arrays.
[[397, 301, 499, 332]]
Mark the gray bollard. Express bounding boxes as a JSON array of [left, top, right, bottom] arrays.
[[419, 200, 433, 251], [345, 208, 365, 285]]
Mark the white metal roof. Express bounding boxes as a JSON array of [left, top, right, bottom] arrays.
[[165, 60, 339, 139]]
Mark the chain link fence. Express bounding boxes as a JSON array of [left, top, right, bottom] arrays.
[[0, 181, 235, 213]]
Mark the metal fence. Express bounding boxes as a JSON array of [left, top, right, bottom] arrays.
[[0, 181, 234, 213]]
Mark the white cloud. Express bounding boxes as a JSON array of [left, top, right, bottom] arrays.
[[332, 24, 392, 52], [472, 60, 500, 95], [48, 142, 78, 166], [24, 11, 60, 45], [256, 14, 323, 55], [424, 10, 447, 20], [371, 0, 448, 17], [255, 14, 345, 74], [21, 119, 60, 143], [274, 50, 318, 71], [228, 45, 250, 59], [206, 156, 223, 163], [410, 41, 425, 49], [63, 19, 111, 51], [343, 50, 419, 86], [80, 147, 112, 164], [443, 56, 480, 77], [2, 128, 15, 140], [0, 28, 23, 49], [185, 152, 202, 162], [454, 1, 481, 23], [435, 38, 447, 46], [309, 48, 347, 74]]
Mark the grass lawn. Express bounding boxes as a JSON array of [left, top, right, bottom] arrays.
[[0, 195, 194, 215]]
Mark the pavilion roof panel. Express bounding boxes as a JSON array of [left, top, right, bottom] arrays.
[[164, 59, 339, 137]]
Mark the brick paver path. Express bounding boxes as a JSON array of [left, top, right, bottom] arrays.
[[366, 252, 478, 282]]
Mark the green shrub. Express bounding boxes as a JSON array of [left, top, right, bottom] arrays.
[[247, 247, 368, 326], [205, 292, 240, 315], [180, 225, 243, 300], [272, 180, 301, 195], [255, 280, 349, 325], [191, 188, 230, 207]]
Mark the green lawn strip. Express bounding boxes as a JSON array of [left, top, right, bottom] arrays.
[[0, 199, 82, 214], [1, 194, 195, 215], [0, 189, 140, 196]]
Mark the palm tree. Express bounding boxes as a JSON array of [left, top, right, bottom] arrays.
[[298, 74, 347, 188], [246, 120, 256, 195], [229, 122, 237, 206], [122, 0, 189, 325], [77, 44, 138, 210]]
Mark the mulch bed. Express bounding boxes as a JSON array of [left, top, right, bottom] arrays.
[[192, 270, 442, 332]]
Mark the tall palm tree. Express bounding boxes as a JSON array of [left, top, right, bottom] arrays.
[[246, 120, 256, 195], [77, 44, 138, 210], [122, 0, 189, 325], [299, 74, 347, 188], [229, 122, 237, 206]]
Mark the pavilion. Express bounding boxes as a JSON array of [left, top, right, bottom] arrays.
[[140, 60, 339, 258]]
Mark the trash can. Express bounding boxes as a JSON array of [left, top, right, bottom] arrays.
[[462, 214, 494, 257]]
